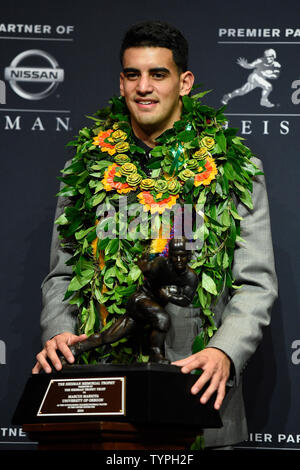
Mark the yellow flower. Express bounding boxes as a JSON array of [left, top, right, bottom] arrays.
[[140, 178, 155, 190], [112, 129, 127, 142], [119, 162, 137, 176], [127, 173, 142, 186], [114, 154, 131, 165], [194, 147, 209, 160], [115, 141, 130, 153], [186, 159, 199, 170], [200, 136, 215, 150], [179, 169, 195, 181], [154, 179, 168, 193], [167, 180, 181, 195]]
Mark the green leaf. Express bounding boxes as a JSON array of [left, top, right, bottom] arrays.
[[68, 293, 84, 308], [105, 239, 119, 256], [55, 213, 68, 225], [233, 180, 246, 192], [84, 301, 97, 336], [227, 217, 237, 248], [92, 191, 106, 206], [223, 251, 229, 269], [94, 288, 108, 304], [176, 129, 196, 142], [61, 161, 85, 175], [197, 286, 207, 309], [191, 435, 205, 451], [128, 264, 142, 282], [182, 95, 194, 112], [203, 308, 213, 317], [116, 257, 128, 273], [67, 269, 94, 291], [150, 146, 164, 157], [130, 144, 145, 154], [192, 332, 205, 353], [183, 176, 195, 193], [215, 132, 227, 153], [56, 186, 78, 197], [202, 272, 218, 295], [221, 209, 231, 227], [104, 266, 117, 287], [240, 189, 253, 209], [91, 161, 113, 170], [230, 206, 243, 221], [191, 89, 212, 100], [223, 162, 236, 181], [75, 226, 95, 240], [95, 182, 104, 193]]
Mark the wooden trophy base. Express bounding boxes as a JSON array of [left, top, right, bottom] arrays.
[[14, 363, 222, 451], [23, 420, 200, 450]]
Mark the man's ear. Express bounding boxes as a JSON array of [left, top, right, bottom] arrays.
[[120, 72, 125, 97], [179, 70, 195, 97]]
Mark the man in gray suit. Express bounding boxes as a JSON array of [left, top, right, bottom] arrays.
[[32, 21, 277, 448]]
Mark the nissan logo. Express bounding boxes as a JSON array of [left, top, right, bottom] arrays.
[[4, 49, 64, 100]]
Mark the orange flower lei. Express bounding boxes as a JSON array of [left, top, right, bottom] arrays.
[[56, 93, 259, 367], [94, 128, 218, 215]]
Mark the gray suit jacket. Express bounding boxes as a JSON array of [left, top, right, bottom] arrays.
[[40, 157, 277, 448]]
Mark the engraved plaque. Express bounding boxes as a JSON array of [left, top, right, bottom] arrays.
[[37, 376, 126, 417]]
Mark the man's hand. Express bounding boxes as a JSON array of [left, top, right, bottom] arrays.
[[172, 347, 231, 410], [32, 332, 88, 374]]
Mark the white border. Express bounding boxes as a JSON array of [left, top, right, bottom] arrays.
[[37, 376, 126, 417]]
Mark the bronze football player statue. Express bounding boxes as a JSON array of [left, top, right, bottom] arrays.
[[65, 237, 198, 364]]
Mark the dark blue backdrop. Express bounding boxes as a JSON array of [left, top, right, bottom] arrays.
[[1, 0, 299, 450]]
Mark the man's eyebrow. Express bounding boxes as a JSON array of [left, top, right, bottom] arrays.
[[123, 67, 170, 74], [123, 67, 140, 74], [149, 67, 170, 74]]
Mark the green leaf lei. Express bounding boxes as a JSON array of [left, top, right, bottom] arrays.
[[56, 91, 262, 364]]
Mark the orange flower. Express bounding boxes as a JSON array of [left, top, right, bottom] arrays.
[[93, 129, 116, 155], [137, 191, 179, 214], [91, 226, 109, 326], [102, 163, 136, 194], [194, 156, 218, 187], [91, 237, 105, 270]]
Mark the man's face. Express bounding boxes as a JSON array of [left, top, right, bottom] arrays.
[[120, 47, 193, 138]]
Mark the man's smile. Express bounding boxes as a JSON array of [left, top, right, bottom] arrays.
[[134, 98, 159, 109]]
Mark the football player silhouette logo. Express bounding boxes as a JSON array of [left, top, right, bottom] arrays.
[[222, 49, 281, 108]]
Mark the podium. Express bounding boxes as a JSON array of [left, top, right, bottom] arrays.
[[13, 363, 222, 450]]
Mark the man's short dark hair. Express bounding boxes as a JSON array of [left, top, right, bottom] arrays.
[[120, 21, 189, 73]]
